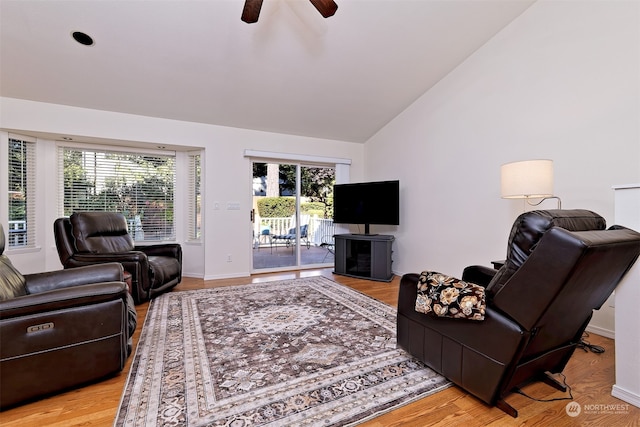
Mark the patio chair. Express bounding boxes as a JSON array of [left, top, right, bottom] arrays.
[[320, 234, 335, 261], [273, 224, 310, 249]]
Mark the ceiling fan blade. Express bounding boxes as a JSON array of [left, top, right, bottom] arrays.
[[309, 0, 338, 18], [241, 0, 263, 23]]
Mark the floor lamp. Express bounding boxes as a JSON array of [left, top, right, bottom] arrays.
[[501, 159, 562, 209]]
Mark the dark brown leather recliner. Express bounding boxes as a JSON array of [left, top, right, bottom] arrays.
[[54, 211, 182, 304], [0, 224, 136, 409], [397, 209, 640, 417]]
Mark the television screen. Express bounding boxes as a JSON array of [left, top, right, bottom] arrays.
[[333, 180, 399, 233]]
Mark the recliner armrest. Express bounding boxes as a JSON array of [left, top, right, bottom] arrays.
[[64, 253, 154, 305], [70, 251, 149, 264], [462, 265, 498, 287], [0, 281, 128, 319], [23, 263, 124, 294], [135, 243, 182, 259]]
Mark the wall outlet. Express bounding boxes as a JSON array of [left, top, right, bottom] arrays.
[[226, 254, 232, 262]]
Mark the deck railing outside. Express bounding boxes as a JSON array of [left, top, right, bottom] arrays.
[[256, 215, 334, 247]]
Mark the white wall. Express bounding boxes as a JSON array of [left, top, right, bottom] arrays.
[[2, 0, 638, 299], [365, 0, 640, 278], [0, 98, 365, 278]]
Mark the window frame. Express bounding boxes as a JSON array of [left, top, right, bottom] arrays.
[[58, 142, 177, 243]]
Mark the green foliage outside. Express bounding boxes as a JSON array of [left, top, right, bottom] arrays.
[[8, 139, 28, 222], [257, 197, 296, 218], [257, 197, 334, 219], [253, 163, 335, 219], [63, 150, 175, 238], [282, 166, 334, 219], [301, 201, 333, 218]]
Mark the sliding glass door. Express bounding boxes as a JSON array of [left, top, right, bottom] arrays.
[[252, 161, 298, 270], [300, 165, 335, 266], [251, 161, 335, 271]]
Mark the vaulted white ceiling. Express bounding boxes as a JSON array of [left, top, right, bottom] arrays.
[[0, 0, 534, 143]]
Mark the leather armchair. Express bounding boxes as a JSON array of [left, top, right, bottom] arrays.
[[0, 224, 136, 409], [397, 209, 640, 417], [54, 211, 182, 304]]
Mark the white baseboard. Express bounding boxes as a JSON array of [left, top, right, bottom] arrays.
[[612, 384, 640, 408], [182, 272, 204, 279], [585, 324, 615, 339], [203, 272, 250, 281]]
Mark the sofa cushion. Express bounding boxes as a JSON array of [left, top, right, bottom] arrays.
[[415, 271, 486, 321], [70, 212, 135, 254], [0, 255, 27, 301]]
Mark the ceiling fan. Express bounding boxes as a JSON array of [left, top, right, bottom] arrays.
[[242, 0, 338, 24]]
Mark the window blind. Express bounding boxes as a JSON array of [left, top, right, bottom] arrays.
[[187, 152, 202, 241], [7, 136, 36, 248], [59, 146, 176, 242]]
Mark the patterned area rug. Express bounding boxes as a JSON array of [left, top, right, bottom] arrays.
[[115, 276, 451, 426]]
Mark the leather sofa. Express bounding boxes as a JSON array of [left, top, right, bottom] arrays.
[[397, 209, 640, 417], [0, 224, 136, 409], [54, 211, 182, 304]]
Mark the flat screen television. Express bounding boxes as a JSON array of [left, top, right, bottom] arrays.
[[333, 180, 399, 234]]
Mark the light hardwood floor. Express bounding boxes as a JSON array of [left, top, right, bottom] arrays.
[[2, 269, 639, 426]]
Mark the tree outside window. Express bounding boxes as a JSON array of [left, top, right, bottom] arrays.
[[61, 147, 176, 242]]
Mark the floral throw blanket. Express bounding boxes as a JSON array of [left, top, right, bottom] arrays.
[[415, 271, 486, 321]]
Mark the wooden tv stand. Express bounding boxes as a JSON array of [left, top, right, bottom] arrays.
[[333, 234, 394, 282]]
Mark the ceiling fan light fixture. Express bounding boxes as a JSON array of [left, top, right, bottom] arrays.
[[241, 0, 263, 23], [241, 0, 337, 23], [309, 0, 338, 18]]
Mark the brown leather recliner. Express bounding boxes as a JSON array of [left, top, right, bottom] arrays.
[[0, 224, 136, 409], [397, 209, 640, 417], [54, 211, 182, 304]]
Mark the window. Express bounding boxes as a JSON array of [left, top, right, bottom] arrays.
[[187, 152, 202, 241], [59, 145, 176, 242], [7, 136, 36, 248]]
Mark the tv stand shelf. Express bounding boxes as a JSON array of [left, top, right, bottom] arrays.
[[334, 234, 394, 282]]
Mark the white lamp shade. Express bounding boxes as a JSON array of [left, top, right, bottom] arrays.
[[501, 159, 554, 199]]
